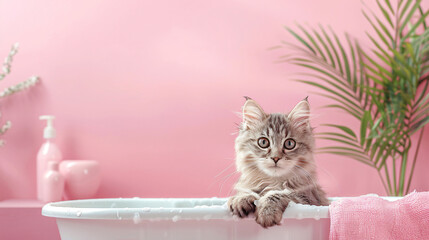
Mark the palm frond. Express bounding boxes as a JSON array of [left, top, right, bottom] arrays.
[[281, 0, 429, 196]]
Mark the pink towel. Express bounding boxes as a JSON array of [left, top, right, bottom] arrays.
[[329, 192, 429, 240]]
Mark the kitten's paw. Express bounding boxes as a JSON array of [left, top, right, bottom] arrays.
[[228, 194, 258, 218], [255, 205, 284, 228], [255, 197, 288, 228]]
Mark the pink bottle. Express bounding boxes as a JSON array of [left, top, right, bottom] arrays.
[[37, 115, 62, 201], [42, 161, 64, 202]]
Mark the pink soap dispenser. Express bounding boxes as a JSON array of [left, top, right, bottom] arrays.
[[42, 161, 64, 202], [37, 115, 62, 201]]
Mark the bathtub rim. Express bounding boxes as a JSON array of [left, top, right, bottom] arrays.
[[42, 196, 402, 221], [41, 197, 330, 221]]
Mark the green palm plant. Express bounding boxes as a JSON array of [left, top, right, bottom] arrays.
[[279, 0, 429, 196]]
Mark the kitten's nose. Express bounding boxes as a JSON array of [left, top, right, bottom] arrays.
[[271, 157, 280, 163]]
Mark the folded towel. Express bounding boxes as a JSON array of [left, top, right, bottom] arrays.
[[329, 191, 429, 240]]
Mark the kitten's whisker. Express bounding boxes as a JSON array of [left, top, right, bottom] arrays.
[[214, 161, 236, 179], [228, 188, 234, 197], [296, 160, 333, 183], [206, 160, 238, 195], [292, 184, 316, 194], [219, 171, 239, 196], [305, 160, 334, 179], [294, 165, 315, 182], [287, 169, 318, 194], [206, 170, 236, 195], [294, 165, 319, 189]]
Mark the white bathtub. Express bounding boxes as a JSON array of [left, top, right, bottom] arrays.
[[42, 197, 330, 240]]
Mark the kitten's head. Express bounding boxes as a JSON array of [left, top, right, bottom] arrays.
[[235, 97, 315, 178]]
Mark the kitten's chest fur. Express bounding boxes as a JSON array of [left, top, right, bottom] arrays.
[[235, 161, 328, 206], [243, 171, 316, 196]]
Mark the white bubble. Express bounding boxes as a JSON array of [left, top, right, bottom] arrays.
[[172, 215, 180, 222], [133, 212, 141, 224], [142, 207, 151, 212]]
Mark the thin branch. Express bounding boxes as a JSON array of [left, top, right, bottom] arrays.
[[405, 126, 425, 193], [0, 43, 40, 147], [377, 169, 390, 196], [0, 43, 19, 82], [0, 76, 39, 98]]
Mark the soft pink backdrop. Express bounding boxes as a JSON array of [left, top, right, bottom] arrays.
[[0, 0, 428, 200]]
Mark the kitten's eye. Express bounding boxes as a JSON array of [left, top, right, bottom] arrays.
[[284, 139, 296, 150], [257, 137, 270, 148]]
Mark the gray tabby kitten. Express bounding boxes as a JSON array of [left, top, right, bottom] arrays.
[[228, 97, 328, 228]]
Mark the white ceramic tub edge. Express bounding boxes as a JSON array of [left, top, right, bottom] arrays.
[[42, 197, 329, 220], [42, 197, 330, 240], [41, 197, 401, 240]]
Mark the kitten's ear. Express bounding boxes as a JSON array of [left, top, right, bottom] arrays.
[[288, 97, 311, 130], [242, 97, 267, 129]]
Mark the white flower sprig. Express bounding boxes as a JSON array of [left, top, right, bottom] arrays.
[[0, 43, 40, 146], [0, 75, 39, 98], [0, 43, 19, 81], [0, 113, 11, 147]]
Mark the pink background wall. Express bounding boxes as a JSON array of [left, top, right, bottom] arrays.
[[0, 0, 428, 200]]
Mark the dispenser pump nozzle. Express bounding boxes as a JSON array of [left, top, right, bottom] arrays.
[[39, 115, 56, 139]]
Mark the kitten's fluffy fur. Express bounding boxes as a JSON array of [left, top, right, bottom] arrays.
[[228, 97, 328, 228]]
